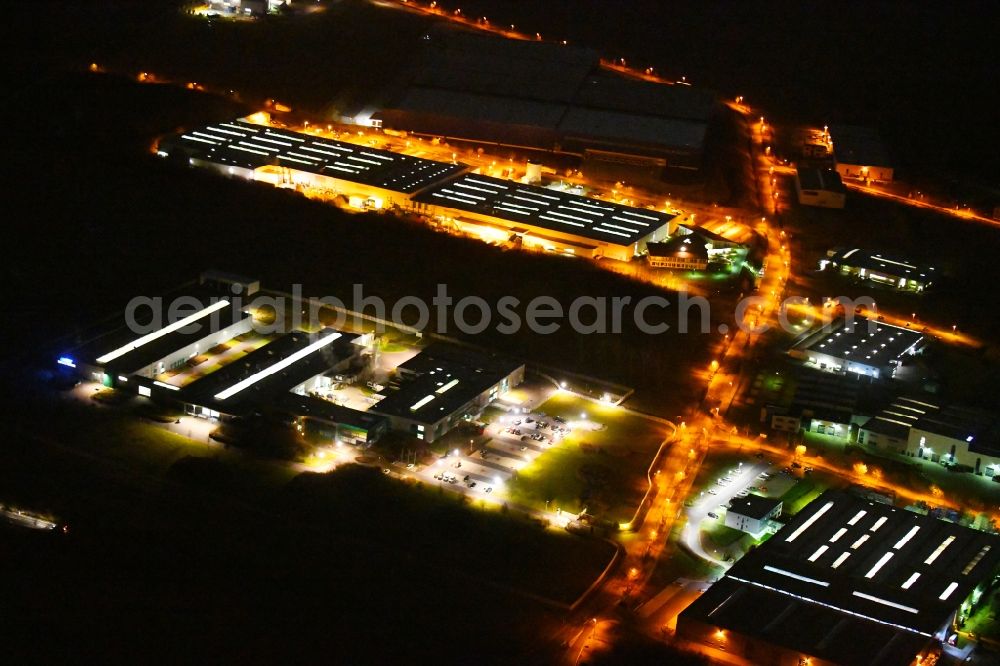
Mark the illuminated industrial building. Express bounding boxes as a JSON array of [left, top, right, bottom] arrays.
[[645, 235, 709, 270], [157, 118, 468, 211], [58, 275, 522, 446], [65, 273, 259, 389], [368, 344, 524, 443], [789, 316, 925, 379], [861, 400, 1000, 476], [204, 0, 290, 17], [158, 118, 681, 261], [409, 172, 676, 260], [821, 248, 936, 292], [678, 490, 1000, 666]]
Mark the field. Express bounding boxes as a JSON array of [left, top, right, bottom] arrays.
[[505, 392, 671, 523], [0, 373, 616, 662]]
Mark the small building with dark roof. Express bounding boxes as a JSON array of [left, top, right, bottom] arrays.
[[832, 125, 894, 183], [725, 494, 783, 537], [645, 235, 709, 270], [795, 167, 847, 209]]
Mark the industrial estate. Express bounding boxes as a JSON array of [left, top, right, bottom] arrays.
[[8, 1, 1000, 664]]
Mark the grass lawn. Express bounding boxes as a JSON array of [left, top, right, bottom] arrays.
[[505, 392, 670, 523], [653, 543, 725, 585], [964, 590, 1000, 641], [779, 479, 823, 515], [279, 466, 617, 605], [703, 521, 745, 549]]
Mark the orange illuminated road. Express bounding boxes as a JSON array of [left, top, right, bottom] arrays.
[[380, 0, 687, 86], [708, 430, 997, 522], [844, 181, 1000, 229]]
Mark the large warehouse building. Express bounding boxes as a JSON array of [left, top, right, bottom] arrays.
[[678, 490, 1000, 666], [157, 118, 468, 211], [65, 277, 258, 390], [158, 118, 681, 261], [60, 276, 524, 446], [409, 172, 675, 260], [369, 26, 720, 181], [820, 247, 936, 292], [789, 316, 925, 379]]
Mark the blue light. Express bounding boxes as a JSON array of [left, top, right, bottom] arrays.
[[57, 357, 77, 369]]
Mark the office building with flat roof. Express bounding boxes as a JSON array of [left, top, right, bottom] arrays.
[[370, 343, 524, 443]]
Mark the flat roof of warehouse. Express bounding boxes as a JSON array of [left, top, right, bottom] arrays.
[[913, 406, 1000, 456], [413, 173, 677, 245], [572, 72, 717, 121], [558, 106, 707, 151], [796, 317, 924, 365], [372, 344, 522, 423], [831, 248, 936, 280], [73, 288, 249, 375], [680, 490, 1000, 662], [274, 392, 386, 433], [180, 328, 362, 414], [412, 24, 600, 103], [163, 119, 467, 193], [378, 25, 715, 154], [862, 395, 940, 439]]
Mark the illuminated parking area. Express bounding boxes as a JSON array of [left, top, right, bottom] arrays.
[[677, 489, 1000, 665]]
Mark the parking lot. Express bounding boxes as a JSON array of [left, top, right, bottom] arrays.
[[682, 453, 820, 563], [421, 407, 581, 503]]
